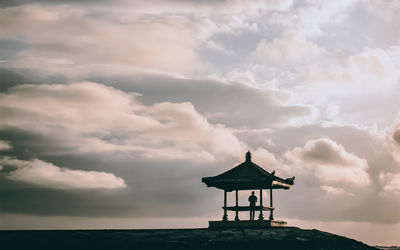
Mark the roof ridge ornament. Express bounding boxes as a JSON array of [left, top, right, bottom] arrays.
[[245, 151, 252, 162]]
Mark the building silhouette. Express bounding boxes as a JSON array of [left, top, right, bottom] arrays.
[[202, 151, 295, 228]]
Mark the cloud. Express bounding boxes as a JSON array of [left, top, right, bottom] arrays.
[[320, 185, 354, 196], [379, 172, 400, 194], [0, 4, 205, 75], [390, 115, 400, 162], [365, 0, 400, 24], [253, 30, 326, 65], [2, 0, 400, 243], [252, 147, 278, 166], [0, 82, 245, 161], [392, 117, 400, 147], [394, 129, 400, 146], [81, 74, 312, 129], [303, 48, 399, 94], [263, 0, 357, 36], [284, 138, 370, 186], [226, 115, 400, 224], [115, 0, 294, 19], [0, 0, 104, 8], [0, 140, 11, 151], [0, 157, 126, 189]]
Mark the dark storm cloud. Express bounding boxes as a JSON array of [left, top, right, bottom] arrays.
[[0, 0, 35, 8], [0, 68, 31, 91], [0, 128, 53, 159], [0, 128, 213, 218], [0, 151, 222, 218], [0, 79, 241, 218], [0, 67, 68, 92], [0, 179, 130, 216]]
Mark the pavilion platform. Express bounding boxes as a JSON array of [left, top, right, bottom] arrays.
[[208, 220, 287, 229]]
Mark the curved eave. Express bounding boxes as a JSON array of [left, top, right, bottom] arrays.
[[202, 177, 294, 191], [272, 180, 292, 189]]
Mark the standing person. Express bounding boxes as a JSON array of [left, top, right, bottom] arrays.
[[248, 191, 257, 220]]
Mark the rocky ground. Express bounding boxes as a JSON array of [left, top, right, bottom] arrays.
[[1, 227, 378, 250]]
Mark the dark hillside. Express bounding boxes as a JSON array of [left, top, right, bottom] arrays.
[[1, 227, 377, 250]]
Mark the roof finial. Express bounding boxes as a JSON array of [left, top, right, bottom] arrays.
[[245, 151, 252, 162]]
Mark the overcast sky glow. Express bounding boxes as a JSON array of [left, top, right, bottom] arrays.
[[1, 0, 400, 246]]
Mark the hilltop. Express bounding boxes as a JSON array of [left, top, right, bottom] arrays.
[[1, 227, 377, 250]]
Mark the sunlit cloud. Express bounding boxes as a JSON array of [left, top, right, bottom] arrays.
[[320, 185, 354, 196], [0, 82, 245, 161], [379, 172, 400, 194], [0, 140, 12, 151], [283, 138, 370, 186], [0, 157, 126, 189]]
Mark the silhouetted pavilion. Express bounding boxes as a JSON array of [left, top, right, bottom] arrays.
[[202, 151, 295, 228]]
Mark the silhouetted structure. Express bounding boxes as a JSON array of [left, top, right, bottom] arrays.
[[202, 151, 295, 228]]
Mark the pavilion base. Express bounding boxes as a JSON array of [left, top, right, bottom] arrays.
[[208, 220, 287, 229]]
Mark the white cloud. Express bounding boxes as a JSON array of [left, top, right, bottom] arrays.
[[365, 0, 400, 23], [0, 157, 126, 189], [205, 40, 236, 55], [264, 0, 357, 36], [0, 140, 12, 151], [119, 0, 293, 16], [284, 138, 370, 186], [289, 46, 400, 126], [253, 30, 326, 65], [303, 48, 399, 95], [252, 147, 278, 166], [379, 172, 400, 194], [0, 4, 205, 76], [0, 82, 246, 162], [321, 185, 354, 196]]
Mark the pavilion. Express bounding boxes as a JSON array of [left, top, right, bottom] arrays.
[[202, 151, 295, 229]]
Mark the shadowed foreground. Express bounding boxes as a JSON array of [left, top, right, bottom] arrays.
[[1, 227, 377, 250]]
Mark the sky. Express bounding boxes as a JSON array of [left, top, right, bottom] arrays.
[[1, 0, 400, 246]]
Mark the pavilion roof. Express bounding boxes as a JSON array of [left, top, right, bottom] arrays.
[[202, 151, 294, 191]]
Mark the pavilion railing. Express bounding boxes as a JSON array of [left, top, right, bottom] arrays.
[[222, 205, 274, 211]]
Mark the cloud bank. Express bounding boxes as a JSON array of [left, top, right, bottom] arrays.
[[1, 0, 400, 245], [0, 157, 126, 189]]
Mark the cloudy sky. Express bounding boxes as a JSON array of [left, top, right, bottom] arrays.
[[1, 0, 400, 246]]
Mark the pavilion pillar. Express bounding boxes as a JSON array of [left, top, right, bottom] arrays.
[[223, 190, 228, 221], [235, 190, 239, 221], [258, 188, 264, 220], [269, 188, 274, 220]]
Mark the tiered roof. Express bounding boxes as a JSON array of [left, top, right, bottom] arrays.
[[202, 151, 294, 191]]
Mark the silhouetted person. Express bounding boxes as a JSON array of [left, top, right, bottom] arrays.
[[248, 191, 257, 220]]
